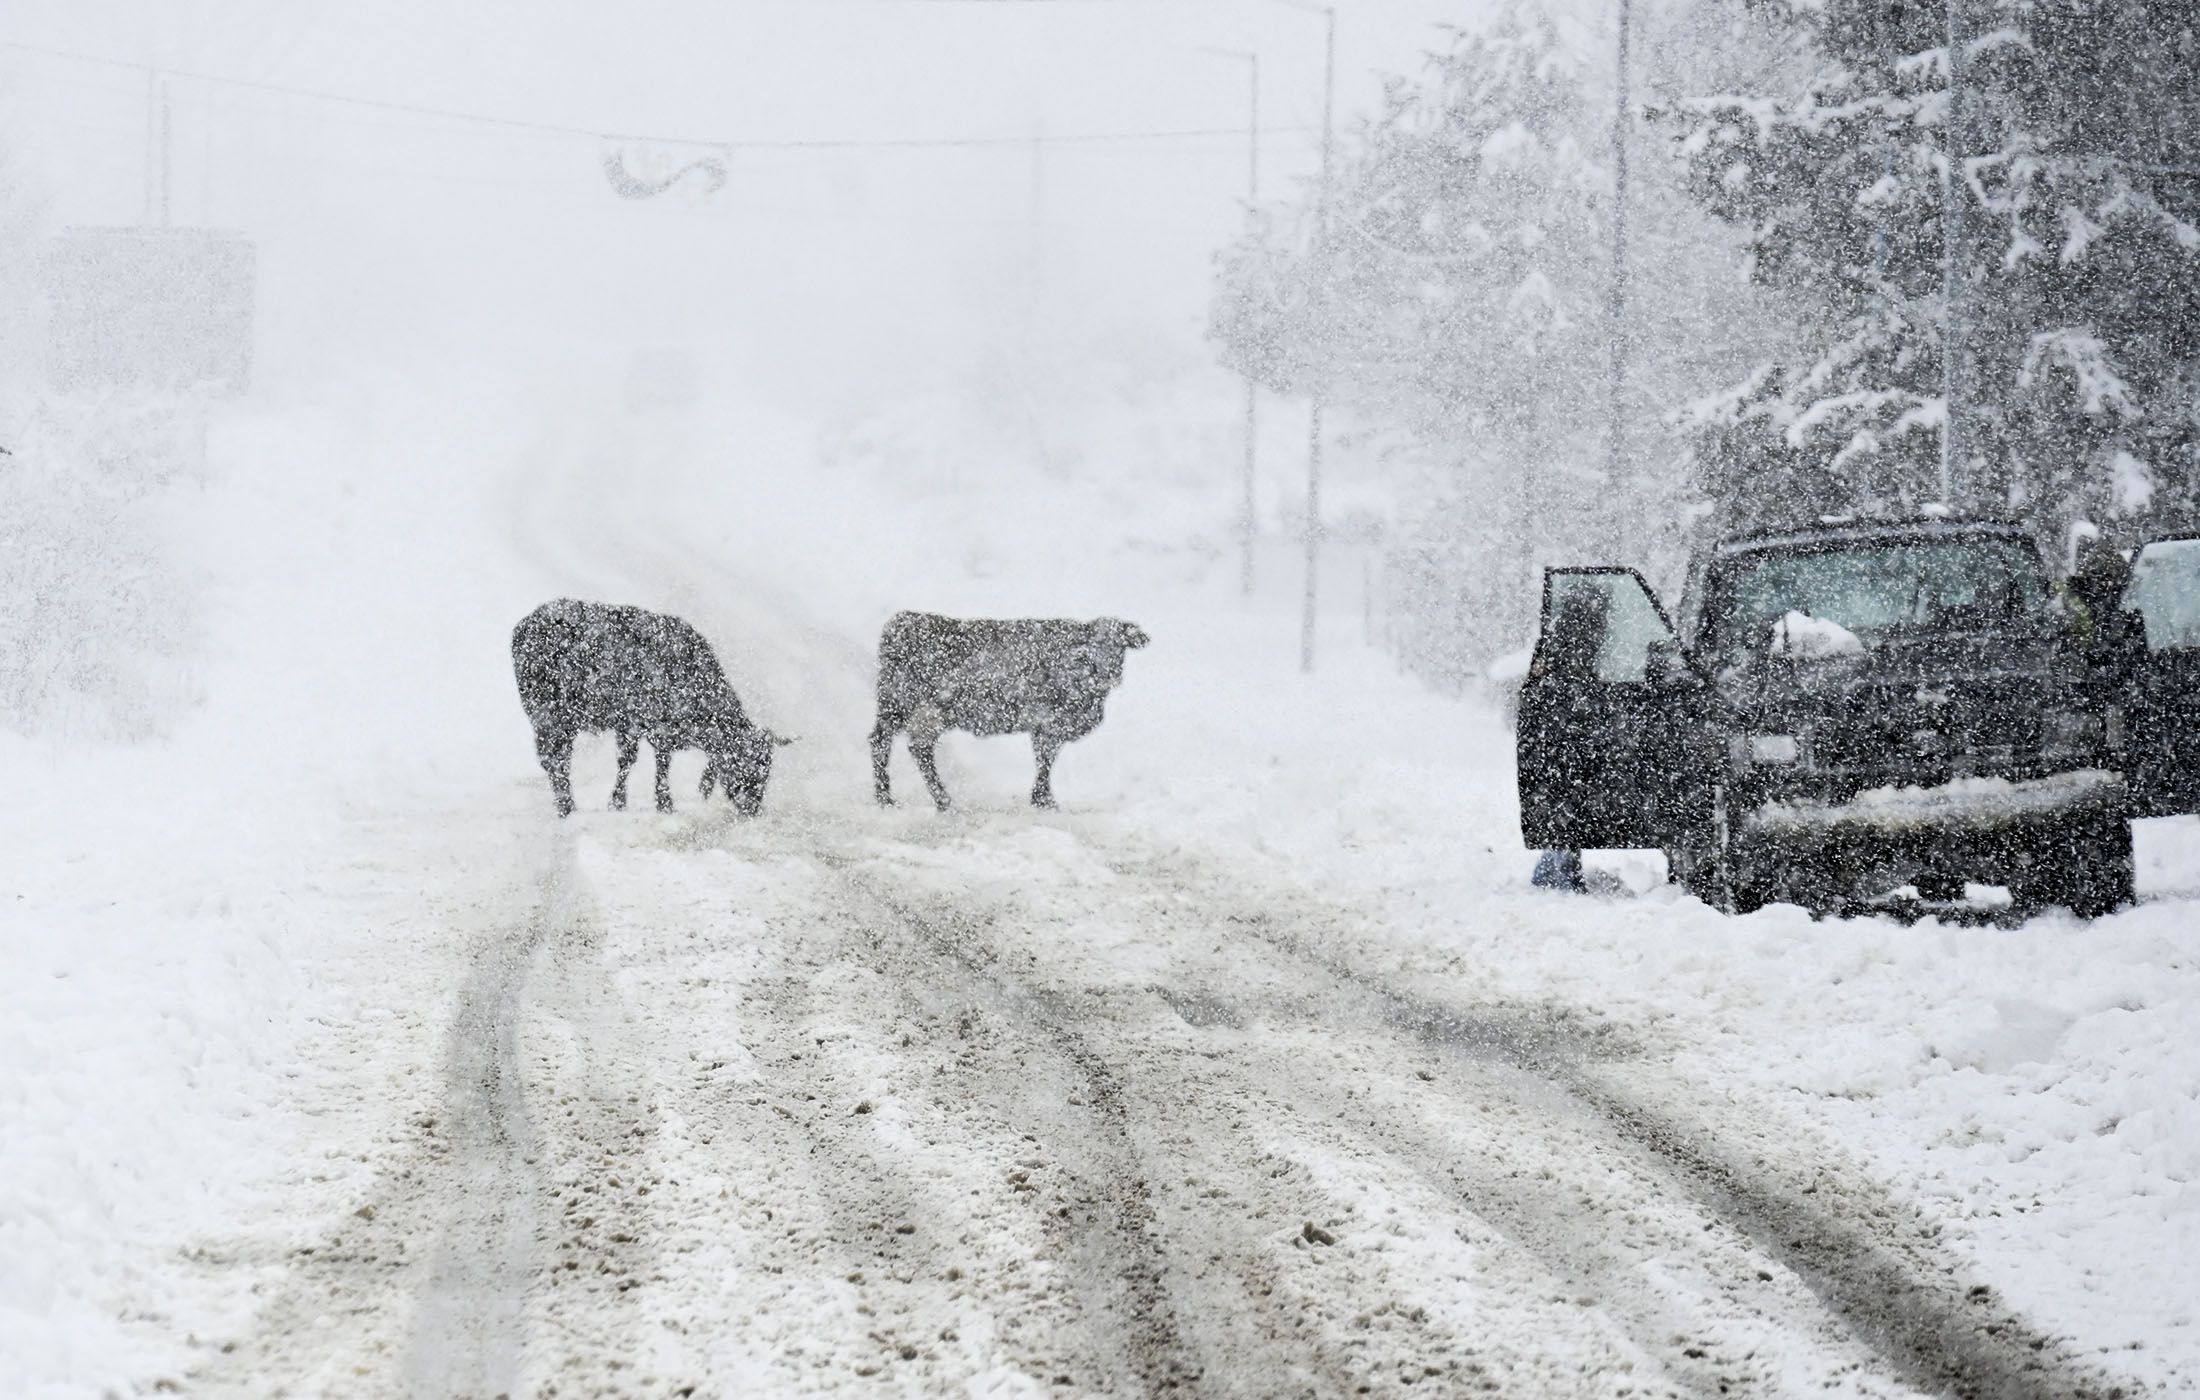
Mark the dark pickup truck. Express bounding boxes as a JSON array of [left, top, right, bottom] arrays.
[[1516, 517, 2200, 916]]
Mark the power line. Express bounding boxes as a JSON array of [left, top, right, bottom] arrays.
[[0, 36, 1315, 152]]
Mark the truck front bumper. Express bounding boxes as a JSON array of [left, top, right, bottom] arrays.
[[1734, 769, 2125, 894]]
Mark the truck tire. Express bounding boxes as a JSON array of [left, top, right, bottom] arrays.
[[2017, 814, 2134, 919]]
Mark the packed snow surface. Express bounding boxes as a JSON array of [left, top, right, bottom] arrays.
[[4, 392, 2198, 1398]]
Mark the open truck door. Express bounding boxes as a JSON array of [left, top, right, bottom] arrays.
[[1516, 567, 1698, 850], [2120, 535, 2200, 817]]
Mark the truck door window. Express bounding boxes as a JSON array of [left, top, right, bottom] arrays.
[[1544, 571, 1670, 684]]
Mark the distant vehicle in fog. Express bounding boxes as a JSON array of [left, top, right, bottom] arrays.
[[511, 599, 790, 817], [871, 611, 1149, 810]]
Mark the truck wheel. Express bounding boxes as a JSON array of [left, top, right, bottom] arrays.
[[2018, 815, 2134, 919]]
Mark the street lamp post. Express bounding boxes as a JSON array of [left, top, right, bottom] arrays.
[[985, 0, 1337, 660]]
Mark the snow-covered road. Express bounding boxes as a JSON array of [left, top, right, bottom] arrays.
[[8, 400, 2194, 1397], [174, 428, 2122, 1399], [179, 797, 2122, 1398]]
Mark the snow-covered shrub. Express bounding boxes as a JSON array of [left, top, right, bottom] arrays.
[[0, 396, 204, 740]]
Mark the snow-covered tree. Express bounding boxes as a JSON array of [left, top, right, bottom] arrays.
[[1676, 0, 2200, 540], [1212, 2, 1781, 679], [1216, 10, 1608, 509]]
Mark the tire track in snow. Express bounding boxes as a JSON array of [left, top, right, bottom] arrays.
[[395, 858, 552, 1397], [849, 843, 1900, 1396], [577, 832, 1250, 1392], [1092, 847, 2140, 1400], [182, 828, 667, 1398], [817, 863, 1207, 1395], [818, 855, 1645, 1396], [399, 829, 670, 1397]]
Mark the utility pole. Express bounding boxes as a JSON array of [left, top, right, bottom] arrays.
[[159, 77, 173, 227], [1204, 46, 1263, 596], [1606, 0, 1632, 532], [203, 85, 216, 224], [1301, 5, 1335, 673], [1026, 120, 1043, 351], [142, 66, 158, 224], [1941, 0, 1973, 508], [1243, 55, 1261, 597]]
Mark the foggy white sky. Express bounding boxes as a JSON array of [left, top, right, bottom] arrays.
[[2, 2, 1571, 409]]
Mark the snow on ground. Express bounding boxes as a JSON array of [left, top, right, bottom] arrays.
[[3, 379, 2197, 1396]]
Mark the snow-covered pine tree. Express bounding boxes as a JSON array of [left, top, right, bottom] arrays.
[[1676, 0, 2200, 542]]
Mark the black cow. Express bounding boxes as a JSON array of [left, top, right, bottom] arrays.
[[870, 611, 1149, 810], [511, 599, 789, 817]]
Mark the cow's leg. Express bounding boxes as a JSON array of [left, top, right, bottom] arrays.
[[653, 743, 676, 812], [699, 756, 718, 800], [610, 730, 640, 810], [1031, 732, 1064, 809], [536, 729, 576, 818], [869, 713, 901, 805], [911, 739, 952, 811], [908, 703, 950, 811]]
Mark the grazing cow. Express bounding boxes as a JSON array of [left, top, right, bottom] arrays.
[[870, 610, 1149, 810], [511, 599, 789, 817]]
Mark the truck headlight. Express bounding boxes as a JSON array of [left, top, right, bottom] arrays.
[[1731, 733, 1803, 770], [2042, 707, 2101, 759]]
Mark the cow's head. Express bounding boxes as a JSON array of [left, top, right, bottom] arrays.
[[1081, 618, 1150, 689], [708, 722, 795, 816]]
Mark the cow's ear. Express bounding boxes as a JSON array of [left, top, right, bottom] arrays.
[[1119, 622, 1151, 649], [767, 730, 797, 746]]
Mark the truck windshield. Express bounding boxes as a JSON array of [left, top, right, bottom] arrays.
[[1704, 536, 2053, 660], [2125, 538, 2200, 651]]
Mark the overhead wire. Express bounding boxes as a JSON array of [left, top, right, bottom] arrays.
[[0, 36, 1314, 153]]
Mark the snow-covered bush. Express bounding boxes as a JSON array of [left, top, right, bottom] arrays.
[[0, 396, 205, 740], [0, 114, 209, 740]]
